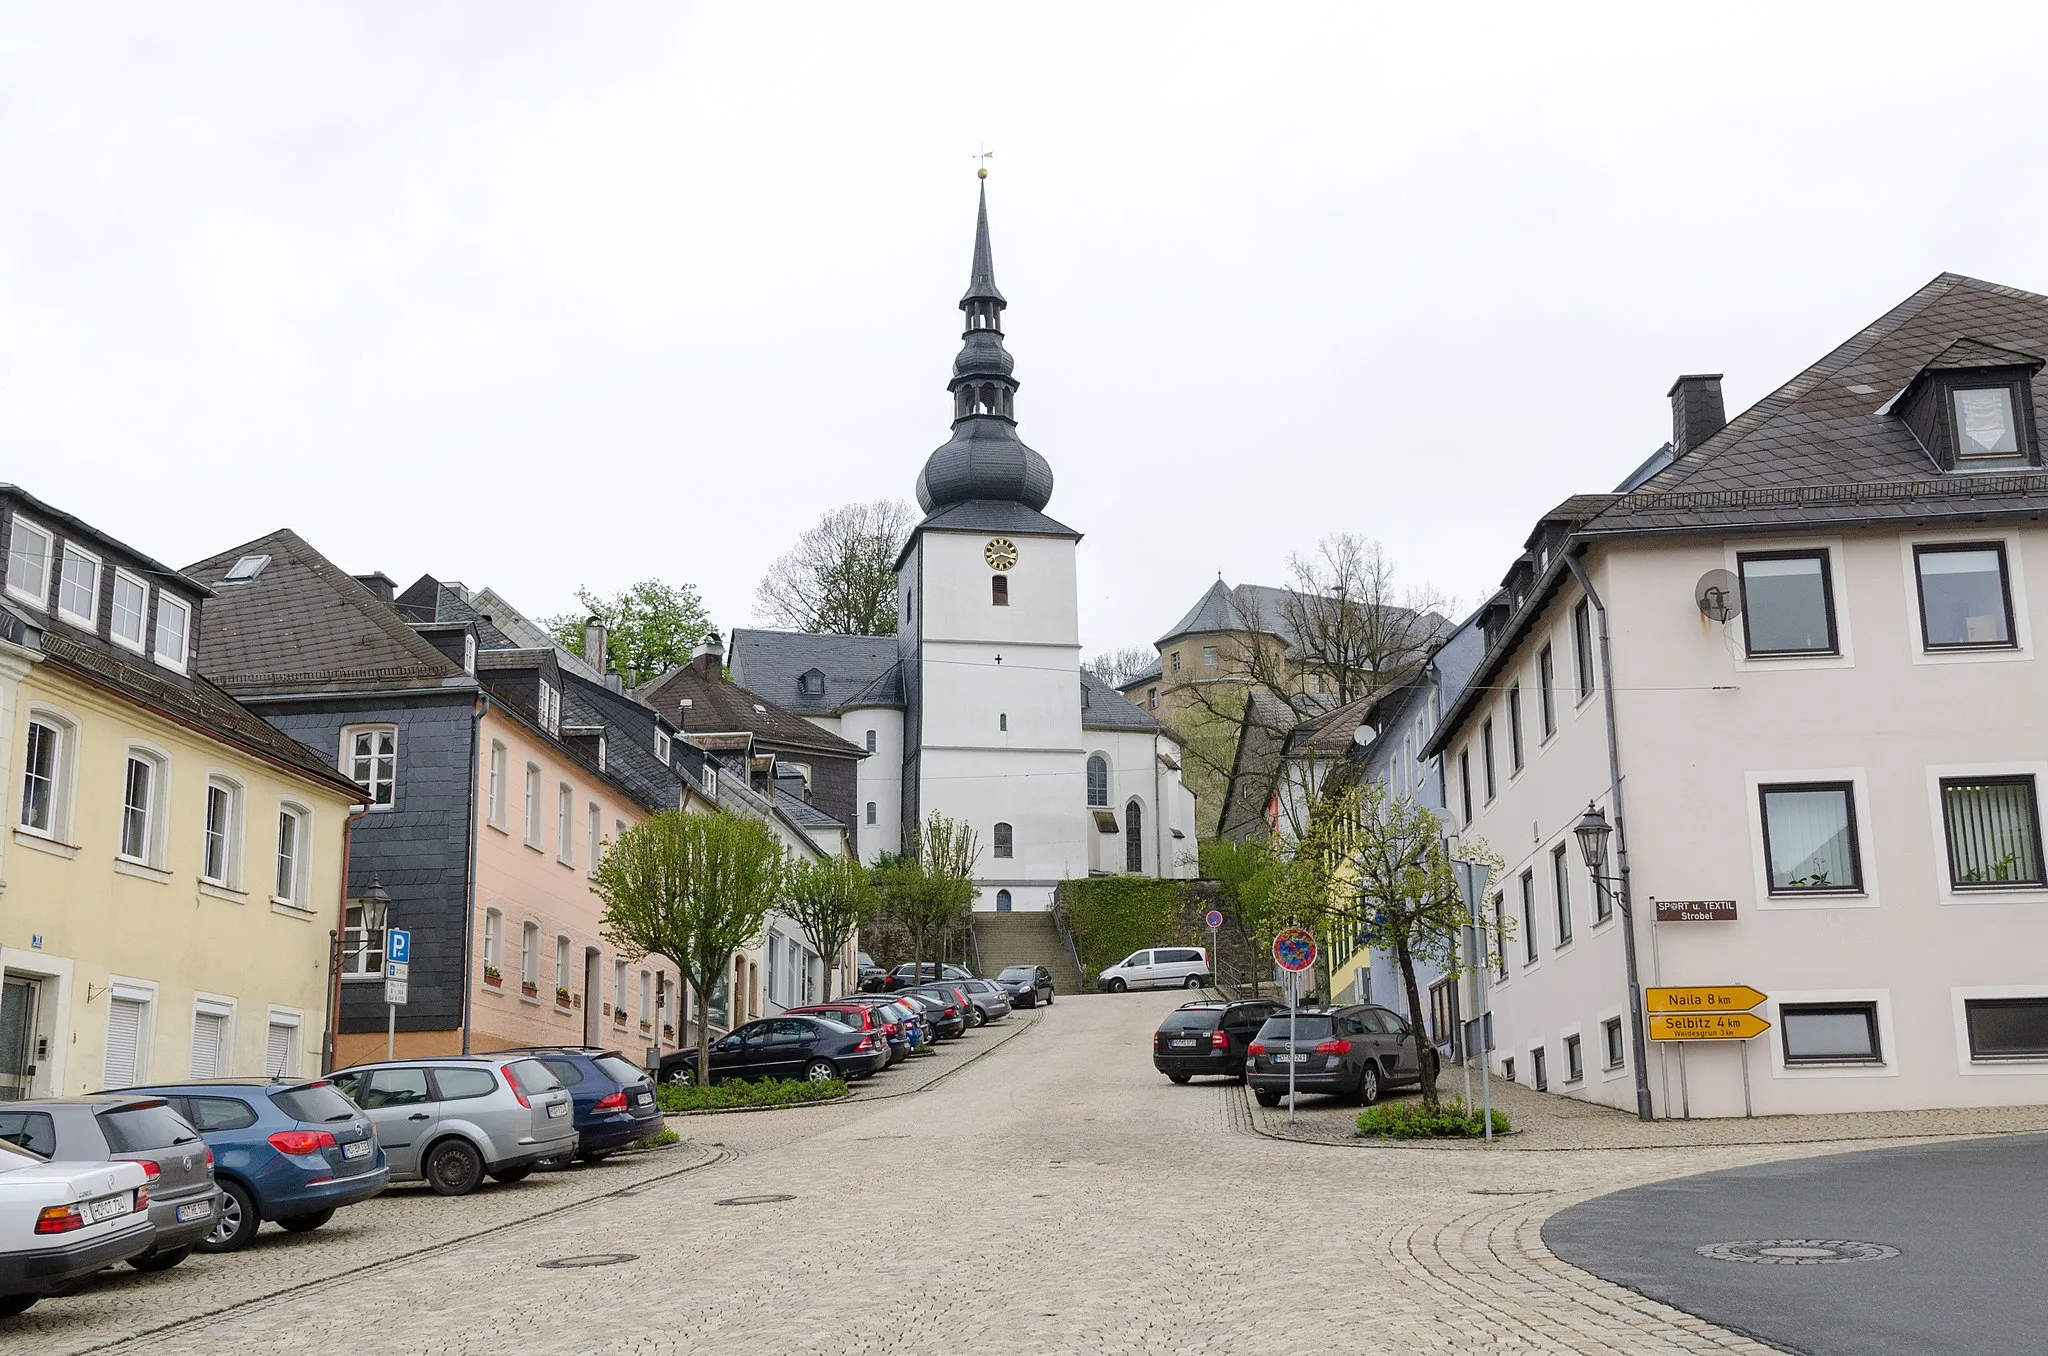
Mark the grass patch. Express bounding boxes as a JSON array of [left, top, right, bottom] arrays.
[[650, 1127, 681, 1146], [655, 1077, 850, 1113], [1356, 1096, 1510, 1139]]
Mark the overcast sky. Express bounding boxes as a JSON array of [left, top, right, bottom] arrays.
[[7, 4, 2048, 657]]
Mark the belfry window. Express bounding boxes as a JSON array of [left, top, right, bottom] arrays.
[[991, 575, 1008, 606]]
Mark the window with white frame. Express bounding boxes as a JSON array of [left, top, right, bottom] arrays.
[[538, 681, 560, 736], [614, 959, 628, 1014], [523, 764, 541, 844], [555, 935, 571, 995], [201, 776, 242, 887], [1551, 843, 1572, 946], [1086, 755, 1109, 807], [102, 990, 149, 1086], [1564, 1034, 1583, 1083], [1941, 775, 2044, 889], [1537, 642, 1556, 737], [20, 712, 72, 838], [6, 515, 55, 610], [189, 1001, 232, 1079], [487, 741, 507, 828], [1758, 782, 1863, 894], [274, 803, 309, 905], [1573, 599, 1595, 701], [656, 728, 672, 763], [154, 593, 192, 672], [483, 908, 502, 973], [265, 1012, 301, 1078], [587, 802, 600, 874], [520, 922, 539, 987], [345, 727, 396, 807], [343, 902, 385, 974], [110, 569, 149, 651], [56, 543, 100, 626], [119, 749, 166, 865], [463, 632, 476, 674], [557, 784, 574, 864], [863, 729, 876, 753], [640, 970, 653, 1024], [1914, 543, 2016, 650]]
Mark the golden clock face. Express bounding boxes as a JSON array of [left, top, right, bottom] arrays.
[[984, 538, 1019, 571]]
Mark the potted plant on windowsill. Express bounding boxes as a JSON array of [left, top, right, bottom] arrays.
[[613, 1009, 628, 1025], [555, 986, 572, 1008], [640, 1018, 653, 1034], [662, 1024, 675, 1041], [483, 966, 503, 988], [521, 980, 540, 998]]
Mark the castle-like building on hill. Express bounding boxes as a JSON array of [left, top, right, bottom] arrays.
[[729, 182, 1199, 910]]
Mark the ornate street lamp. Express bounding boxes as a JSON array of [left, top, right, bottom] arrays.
[[1573, 804, 1612, 878], [325, 878, 395, 1073], [1571, 802, 1653, 1122]]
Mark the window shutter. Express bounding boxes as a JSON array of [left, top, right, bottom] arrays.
[[266, 1022, 295, 1078], [104, 998, 145, 1086], [190, 1012, 229, 1078]]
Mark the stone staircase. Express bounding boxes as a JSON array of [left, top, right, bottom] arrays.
[[972, 910, 1085, 995]]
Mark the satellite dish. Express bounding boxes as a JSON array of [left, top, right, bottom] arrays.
[[1352, 724, 1376, 747], [1695, 569, 1741, 624]]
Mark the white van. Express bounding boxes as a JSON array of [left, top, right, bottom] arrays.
[[1096, 946, 1211, 993]]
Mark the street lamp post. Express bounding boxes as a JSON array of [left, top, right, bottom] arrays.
[[326, 879, 394, 1072], [1573, 804, 1653, 1122]]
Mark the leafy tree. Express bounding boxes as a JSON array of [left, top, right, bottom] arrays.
[[753, 500, 915, 635], [1199, 836, 1279, 996], [1082, 646, 1158, 689], [592, 809, 786, 1085], [547, 579, 713, 686], [778, 855, 878, 1001], [874, 812, 980, 983]]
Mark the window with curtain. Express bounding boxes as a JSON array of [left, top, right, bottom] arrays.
[[1124, 802, 1143, 873], [21, 716, 65, 835], [1738, 551, 1837, 656], [1941, 776, 2044, 888], [1915, 544, 2015, 649], [1952, 386, 2020, 457], [555, 936, 570, 994], [1758, 782, 1862, 893], [1086, 755, 1109, 807]]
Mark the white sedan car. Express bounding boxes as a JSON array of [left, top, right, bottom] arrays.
[[0, 1139, 153, 1318]]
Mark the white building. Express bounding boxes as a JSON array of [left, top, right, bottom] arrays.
[[1427, 273, 2048, 1116], [732, 182, 1198, 909]]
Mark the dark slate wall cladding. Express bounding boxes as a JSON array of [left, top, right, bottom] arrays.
[[259, 696, 477, 1035], [808, 754, 860, 853]]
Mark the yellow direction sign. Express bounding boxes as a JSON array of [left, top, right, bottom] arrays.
[[1650, 1011, 1772, 1042], [1646, 985, 1767, 1014]]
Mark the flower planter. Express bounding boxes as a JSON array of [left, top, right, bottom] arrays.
[[483, 970, 503, 989], [521, 982, 540, 998]]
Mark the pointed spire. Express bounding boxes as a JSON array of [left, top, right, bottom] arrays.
[[961, 179, 1005, 307]]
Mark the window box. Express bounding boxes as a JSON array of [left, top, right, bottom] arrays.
[[554, 986, 572, 1008], [483, 967, 503, 988], [662, 1025, 676, 1041], [614, 1010, 629, 1026], [640, 1019, 653, 1033], [521, 981, 540, 998]]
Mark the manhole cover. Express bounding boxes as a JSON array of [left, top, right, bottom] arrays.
[[715, 1193, 796, 1206], [537, 1253, 638, 1269], [1697, 1239, 1900, 1265]]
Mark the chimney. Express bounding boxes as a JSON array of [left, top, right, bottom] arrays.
[[1668, 374, 1727, 456], [692, 628, 724, 674], [583, 615, 607, 679], [353, 572, 396, 604]]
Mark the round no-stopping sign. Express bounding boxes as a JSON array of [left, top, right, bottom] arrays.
[[1272, 927, 1317, 972], [1204, 909, 1224, 930]]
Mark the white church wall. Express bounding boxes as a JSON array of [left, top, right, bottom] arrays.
[[845, 705, 904, 863]]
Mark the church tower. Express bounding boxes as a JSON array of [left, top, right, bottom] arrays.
[[896, 178, 1086, 911]]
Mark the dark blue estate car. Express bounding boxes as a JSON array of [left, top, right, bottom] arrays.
[[495, 1049, 660, 1162], [107, 1077, 388, 1251]]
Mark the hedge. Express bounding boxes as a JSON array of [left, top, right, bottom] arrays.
[[1060, 877, 1194, 977], [1355, 1097, 1510, 1139], [655, 1078, 850, 1113]]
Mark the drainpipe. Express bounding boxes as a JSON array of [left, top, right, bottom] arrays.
[[325, 803, 373, 1074], [460, 694, 484, 1055], [1563, 549, 1655, 1122]]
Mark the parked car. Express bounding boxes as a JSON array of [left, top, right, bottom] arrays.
[[659, 1016, 889, 1086], [1097, 947, 1211, 993], [877, 962, 975, 993], [0, 1139, 152, 1317], [994, 964, 1056, 1007], [952, 979, 1013, 1026], [494, 1049, 660, 1164], [1245, 1005, 1436, 1106], [1151, 1000, 1282, 1083], [901, 987, 969, 1039], [834, 995, 928, 1053], [329, 1057, 575, 1196], [108, 1077, 388, 1252], [0, 1097, 214, 1271], [855, 953, 885, 991], [786, 1005, 903, 1065]]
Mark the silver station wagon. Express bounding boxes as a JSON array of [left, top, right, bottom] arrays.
[[330, 1057, 575, 1196]]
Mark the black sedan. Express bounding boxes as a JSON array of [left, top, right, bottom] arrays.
[[876, 963, 975, 993], [1152, 1000, 1281, 1083], [658, 1016, 889, 1086], [995, 964, 1056, 1008], [899, 988, 969, 1039]]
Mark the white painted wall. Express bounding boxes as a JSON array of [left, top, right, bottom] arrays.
[[801, 706, 904, 865]]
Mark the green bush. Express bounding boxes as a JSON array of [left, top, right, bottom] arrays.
[[1060, 877, 1190, 976], [649, 1127, 681, 1146], [1355, 1097, 1510, 1139], [655, 1077, 849, 1113]]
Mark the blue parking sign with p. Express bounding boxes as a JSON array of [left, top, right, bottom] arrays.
[[386, 929, 411, 964]]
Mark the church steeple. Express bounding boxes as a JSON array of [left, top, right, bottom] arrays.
[[915, 176, 1054, 514]]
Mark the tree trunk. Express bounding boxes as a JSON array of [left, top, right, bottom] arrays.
[[1395, 935, 1438, 1107]]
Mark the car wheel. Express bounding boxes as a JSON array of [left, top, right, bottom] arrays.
[[489, 1167, 534, 1184], [663, 1064, 696, 1086], [0, 1294, 36, 1317], [972, 1008, 987, 1027], [277, 1208, 336, 1232], [1254, 1088, 1281, 1107], [1357, 1062, 1382, 1106], [1046, 989, 1055, 1005], [127, 1245, 193, 1272], [425, 1138, 486, 1197], [1167, 1072, 1191, 1084], [803, 1059, 838, 1083], [1107, 979, 1127, 994], [196, 1180, 258, 1253], [1183, 975, 1202, 989], [577, 1148, 612, 1165]]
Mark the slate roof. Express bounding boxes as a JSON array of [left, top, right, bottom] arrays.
[[468, 586, 602, 682], [1118, 655, 1163, 691], [727, 631, 903, 714], [638, 654, 867, 758], [1158, 580, 1295, 646], [560, 676, 684, 813], [896, 499, 1081, 568], [186, 530, 470, 695], [1079, 669, 1167, 734], [1218, 689, 1294, 841]]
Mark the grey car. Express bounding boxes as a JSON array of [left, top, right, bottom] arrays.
[[953, 978, 1013, 1026], [330, 1057, 576, 1196], [0, 1096, 218, 1272], [1245, 1005, 1437, 1107], [994, 964, 1055, 1008]]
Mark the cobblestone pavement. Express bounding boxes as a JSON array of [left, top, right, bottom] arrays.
[[20, 991, 2028, 1355]]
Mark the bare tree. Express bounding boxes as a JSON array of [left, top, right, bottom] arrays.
[[754, 500, 915, 635], [1083, 646, 1157, 689]]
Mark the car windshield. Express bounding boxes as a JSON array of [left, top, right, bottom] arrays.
[[811, 1015, 856, 1030], [505, 1060, 564, 1096], [593, 1055, 646, 1084], [998, 967, 1033, 981], [273, 1082, 362, 1124], [1255, 1014, 1335, 1042], [1159, 1008, 1222, 1033], [99, 1101, 201, 1152]]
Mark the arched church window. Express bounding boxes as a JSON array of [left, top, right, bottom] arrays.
[[991, 575, 1008, 606], [993, 822, 1013, 858], [1086, 755, 1109, 807], [1125, 801, 1144, 873]]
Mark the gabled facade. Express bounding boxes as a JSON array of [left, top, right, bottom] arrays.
[[1427, 273, 2048, 1115], [2, 491, 361, 1096]]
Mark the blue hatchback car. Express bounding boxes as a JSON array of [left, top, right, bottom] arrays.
[[108, 1077, 389, 1251], [495, 1049, 660, 1162]]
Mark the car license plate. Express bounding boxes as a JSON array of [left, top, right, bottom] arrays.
[[1279, 1053, 1307, 1063], [547, 1100, 568, 1118], [176, 1200, 212, 1223], [634, 1091, 652, 1106], [89, 1194, 132, 1223], [342, 1139, 372, 1160], [1170, 1039, 1199, 1048]]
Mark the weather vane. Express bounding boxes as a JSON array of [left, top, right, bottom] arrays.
[[974, 146, 993, 180]]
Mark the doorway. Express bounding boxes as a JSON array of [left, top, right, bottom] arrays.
[[996, 889, 1013, 912], [0, 977, 41, 1099], [583, 948, 601, 1046]]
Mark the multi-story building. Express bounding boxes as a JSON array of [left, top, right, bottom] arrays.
[[1, 489, 360, 1096], [1428, 273, 2048, 1116]]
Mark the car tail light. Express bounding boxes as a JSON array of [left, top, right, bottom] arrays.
[[855, 1036, 875, 1052], [136, 1185, 149, 1211], [1152, 1032, 1161, 1050], [1248, 1042, 1266, 1055], [1211, 1030, 1230, 1050], [883, 1022, 899, 1034], [501, 1064, 531, 1109], [594, 1091, 628, 1112], [36, 1204, 85, 1235], [267, 1129, 339, 1156], [944, 1008, 957, 1018], [1313, 1039, 1353, 1054], [205, 1147, 215, 1167], [137, 1160, 162, 1181]]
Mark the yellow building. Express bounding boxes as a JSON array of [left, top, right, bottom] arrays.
[[1, 489, 361, 1096]]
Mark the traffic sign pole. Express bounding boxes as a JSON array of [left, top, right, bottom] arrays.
[[1271, 928, 1317, 1126], [384, 929, 413, 1060]]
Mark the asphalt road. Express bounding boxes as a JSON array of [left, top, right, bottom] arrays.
[[1543, 1132, 2048, 1356]]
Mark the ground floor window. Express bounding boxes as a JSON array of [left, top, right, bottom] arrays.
[[1780, 1002, 1882, 1064], [1531, 1045, 1548, 1091], [1602, 1017, 1624, 1069], [1564, 1034, 1583, 1083], [1964, 997, 2048, 1061]]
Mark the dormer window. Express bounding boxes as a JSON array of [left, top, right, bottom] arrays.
[[655, 728, 672, 764], [1893, 341, 2043, 472], [799, 669, 825, 696], [1953, 387, 2020, 458], [538, 681, 560, 736], [222, 553, 271, 582]]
